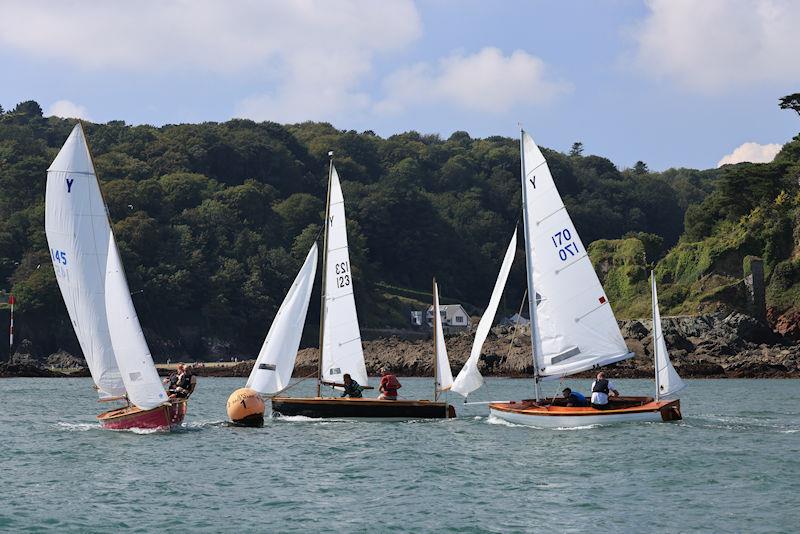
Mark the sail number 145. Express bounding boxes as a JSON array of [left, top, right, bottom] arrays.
[[335, 261, 351, 288], [551, 229, 579, 261]]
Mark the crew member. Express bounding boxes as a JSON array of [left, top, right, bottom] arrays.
[[322, 374, 365, 398], [562, 387, 588, 407], [590, 371, 619, 410], [378, 367, 401, 400]]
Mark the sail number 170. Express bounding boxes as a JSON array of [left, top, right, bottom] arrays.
[[335, 261, 351, 288], [551, 229, 579, 262]]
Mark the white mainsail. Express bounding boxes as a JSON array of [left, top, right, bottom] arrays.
[[521, 130, 632, 379], [320, 164, 368, 386], [246, 243, 318, 394], [433, 280, 454, 392], [104, 231, 167, 410], [451, 230, 518, 397], [45, 124, 125, 398], [651, 273, 686, 399]]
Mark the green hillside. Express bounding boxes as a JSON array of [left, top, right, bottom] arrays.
[[1, 98, 797, 359]]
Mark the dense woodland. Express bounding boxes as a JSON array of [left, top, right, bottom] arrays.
[[1, 99, 798, 360]]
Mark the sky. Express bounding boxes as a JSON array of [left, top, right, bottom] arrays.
[[0, 0, 798, 171]]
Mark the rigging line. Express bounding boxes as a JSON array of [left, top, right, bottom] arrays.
[[267, 369, 319, 398]]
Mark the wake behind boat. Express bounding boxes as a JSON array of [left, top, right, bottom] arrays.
[[270, 154, 455, 420], [46, 124, 188, 431], [452, 129, 685, 427]]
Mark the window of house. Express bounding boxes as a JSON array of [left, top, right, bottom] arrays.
[[455, 315, 464, 323]]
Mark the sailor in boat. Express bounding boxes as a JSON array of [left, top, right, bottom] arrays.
[[169, 365, 196, 399], [590, 372, 619, 410], [321, 373, 365, 398], [562, 387, 588, 407], [378, 367, 401, 400], [163, 364, 184, 391]]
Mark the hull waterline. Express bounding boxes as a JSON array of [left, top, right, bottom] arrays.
[[97, 399, 188, 431], [489, 397, 681, 428], [271, 397, 456, 419]]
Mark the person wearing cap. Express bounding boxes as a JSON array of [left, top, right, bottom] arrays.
[[378, 367, 401, 400]]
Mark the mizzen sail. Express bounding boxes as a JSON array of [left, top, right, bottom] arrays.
[[104, 231, 167, 410], [45, 124, 125, 398], [451, 230, 517, 397], [247, 243, 318, 394], [320, 164, 368, 386], [521, 131, 632, 379]]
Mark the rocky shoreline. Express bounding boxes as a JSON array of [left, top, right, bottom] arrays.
[[2, 312, 799, 379]]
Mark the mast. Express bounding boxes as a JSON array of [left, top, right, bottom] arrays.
[[433, 278, 439, 402], [316, 152, 334, 397], [519, 129, 542, 401], [651, 271, 661, 401]]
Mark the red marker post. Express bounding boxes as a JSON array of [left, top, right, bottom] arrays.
[[8, 294, 15, 350]]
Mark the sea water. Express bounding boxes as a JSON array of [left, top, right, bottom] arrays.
[[0, 377, 797, 533]]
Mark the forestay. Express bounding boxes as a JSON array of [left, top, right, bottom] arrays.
[[44, 124, 125, 398], [451, 230, 517, 397], [321, 165, 368, 386], [651, 274, 686, 399], [433, 281, 453, 392], [104, 231, 167, 410], [521, 131, 632, 379], [247, 244, 318, 394]]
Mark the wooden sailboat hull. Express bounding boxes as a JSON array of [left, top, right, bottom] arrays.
[[489, 396, 681, 428], [271, 397, 456, 419], [97, 399, 188, 431]]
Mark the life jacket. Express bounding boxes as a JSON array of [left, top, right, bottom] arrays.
[[381, 374, 401, 394], [176, 373, 192, 390], [592, 379, 609, 394]]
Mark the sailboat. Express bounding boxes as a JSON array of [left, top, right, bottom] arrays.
[[226, 243, 318, 427], [454, 130, 683, 427], [46, 124, 186, 431], [271, 155, 455, 419]]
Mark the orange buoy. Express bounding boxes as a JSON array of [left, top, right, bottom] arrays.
[[226, 388, 265, 427]]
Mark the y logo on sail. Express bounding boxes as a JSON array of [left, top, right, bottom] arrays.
[[66, 177, 74, 193]]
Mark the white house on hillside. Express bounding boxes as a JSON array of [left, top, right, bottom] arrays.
[[425, 304, 470, 331]]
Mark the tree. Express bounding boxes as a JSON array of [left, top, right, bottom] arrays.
[[569, 141, 584, 157], [779, 93, 800, 116], [633, 161, 649, 175]]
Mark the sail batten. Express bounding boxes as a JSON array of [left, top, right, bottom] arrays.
[[45, 124, 125, 398], [521, 131, 632, 379], [320, 164, 368, 386], [247, 244, 318, 394]]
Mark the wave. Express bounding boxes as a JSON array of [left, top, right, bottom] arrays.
[[55, 422, 99, 432]]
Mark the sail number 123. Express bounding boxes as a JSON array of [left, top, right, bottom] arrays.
[[551, 228, 579, 261], [335, 261, 351, 288]]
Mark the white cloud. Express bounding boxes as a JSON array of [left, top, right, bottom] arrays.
[[717, 142, 782, 166], [632, 0, 800, 91], [47, 100, 91, 120], [0, 1, 421, 122], [376, 48, 571, 115]]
